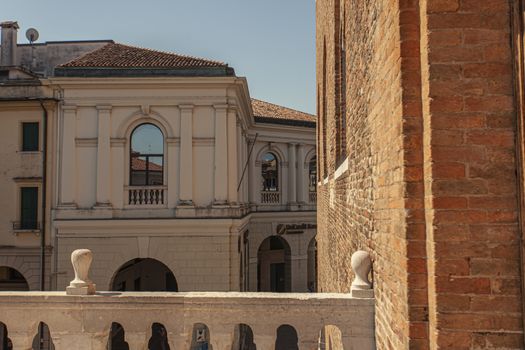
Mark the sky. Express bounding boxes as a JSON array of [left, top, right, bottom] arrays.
[[3, 0, 316, 114]]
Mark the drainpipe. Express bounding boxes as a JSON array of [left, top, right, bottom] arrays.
[[38, 100, 48, 291]]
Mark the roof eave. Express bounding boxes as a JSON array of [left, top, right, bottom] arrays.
[[53, 66, 236, 78]]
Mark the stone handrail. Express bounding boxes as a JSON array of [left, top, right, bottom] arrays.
[[0, 291, 374, 350], [260, 191, 281, 204], [0, 249, 375, 350], [126, 185, 166, 205]]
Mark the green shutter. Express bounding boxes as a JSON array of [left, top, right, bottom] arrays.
[[22, 122, 39, 151], [20, 187, 38, 229]]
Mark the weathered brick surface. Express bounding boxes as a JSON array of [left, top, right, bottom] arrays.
[[317, 0, 524, 349]]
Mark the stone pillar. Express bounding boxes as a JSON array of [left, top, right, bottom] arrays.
[[237, 123, 244, 203], [179, 105, 194, 205], [211, 328, 233, 350], [254, 333, 275, 350], [110, 138, 125, 208], [291, 253, 308, 292], [60, 105, 77, 207], [288, 143, 297, 204], [95, 105, 111, 207], [248, 138, 258, 204], [227, 108, 238, 204], [296, 144, 305, 203], [167, 138, 178, 208], [213, 104, 228, 205]]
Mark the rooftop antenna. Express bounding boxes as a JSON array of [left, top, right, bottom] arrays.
[[26, 28, 39, 43], [25, 28, 39, 70]]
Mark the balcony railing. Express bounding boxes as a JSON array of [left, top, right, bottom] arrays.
[[127, 186, 166, 206], [261, 191, 280, 204], [0, 249, 376, 350], [309, 191, 317, 203]]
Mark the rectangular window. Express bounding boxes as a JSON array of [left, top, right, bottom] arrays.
[[20, 187, 38, 229], [22, 122, 39, 152]]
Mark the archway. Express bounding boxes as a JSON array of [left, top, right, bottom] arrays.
[[148, 323, 170, 350], [190, 323, 212, 350], [0, 322, 12, 350], [275, 325, 298, 350], [232, 324, 255, 350], [107, 322, 129, 350], [318, 325, 343, 350], [111, 258, 178, 292], [257, 236, 291, 292], [307, 238, 317, 292], [32, 322, 55, 350], [0, 266, 29, 291]]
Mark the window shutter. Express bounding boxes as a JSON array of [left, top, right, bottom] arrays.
[[20, 187, 38, 229]]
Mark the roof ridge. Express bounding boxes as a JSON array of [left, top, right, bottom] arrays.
[[251, 98, 315, 118], [112, 42, 228, 67], [56, 42, 113, 68]]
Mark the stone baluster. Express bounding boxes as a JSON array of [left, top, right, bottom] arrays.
[[350, 250, 374, 298], [66, 249, 96, 295], [254, 336, 275, 350]]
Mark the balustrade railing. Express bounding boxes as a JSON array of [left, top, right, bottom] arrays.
[[0, 249, 376, 350], [309, 191, 317, 203], [260, 191, 280, 204], [126, 186, 166, 205]]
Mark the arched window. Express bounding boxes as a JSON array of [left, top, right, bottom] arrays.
[[261, 152, 278, 192], [130, 124, 164, 186], [309, 156, 317, 192]]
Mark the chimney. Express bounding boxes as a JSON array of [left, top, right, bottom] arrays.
[[1, 21, 19, 66]]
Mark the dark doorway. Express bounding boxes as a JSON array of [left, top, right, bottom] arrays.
[[257, 236, 291, 292], [275, 325, 298, 350], [111, 258, 177, 292], [107, 322, 129, 350]]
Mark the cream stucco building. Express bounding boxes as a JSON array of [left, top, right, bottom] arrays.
[[0, 21, 317, 294]]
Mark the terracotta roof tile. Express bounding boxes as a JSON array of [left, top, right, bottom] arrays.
[[251, 99, 316, 127], [58, 43, 227, 69]]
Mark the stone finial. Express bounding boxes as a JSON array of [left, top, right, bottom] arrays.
[[66, 249, 96, 295], [350, 250, 374, 298]]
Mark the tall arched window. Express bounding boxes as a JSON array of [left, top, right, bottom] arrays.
[[261, 152, 279, 192], [309, 156, 317, 192], [130, 124, 164, 186]]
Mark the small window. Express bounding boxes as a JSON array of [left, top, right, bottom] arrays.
[[20, 187, 38, 229], [22, 122, 39, 152]]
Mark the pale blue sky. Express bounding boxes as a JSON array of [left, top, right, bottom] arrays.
[[3, 0, 316, 114]]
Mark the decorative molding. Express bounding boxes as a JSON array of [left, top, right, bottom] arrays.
[[110, 138, 126, 146], [96, 105, 112, 111], [193, 138, 215, 146], [141, 104, 150, 115], [13, 176, 42, 183], [76, 138, 98, 147], [62, 105, 77, 111], [166, 137, 180, 146], [179, 104, 194, 112]]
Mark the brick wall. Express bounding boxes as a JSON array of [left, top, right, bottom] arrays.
[[317, 0, 524, 349]]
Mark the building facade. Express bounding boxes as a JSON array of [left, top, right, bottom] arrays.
[[317, 1, 525, 349], [0, 21, 317, 294]]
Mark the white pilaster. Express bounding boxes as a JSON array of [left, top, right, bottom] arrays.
[[296, 144, 305, 203], [248, 138, 258, 204], [288, 143, 297, 204], [95, 105, 111, 207], [167, 138, 178, 208], [227, 107, 238, 204], [60, 105, 77, 207], [179, 104, 194, 205], [213, 104, 228, 204]]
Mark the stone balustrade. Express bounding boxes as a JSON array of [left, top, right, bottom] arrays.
[[0, 249, 376, 350]]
